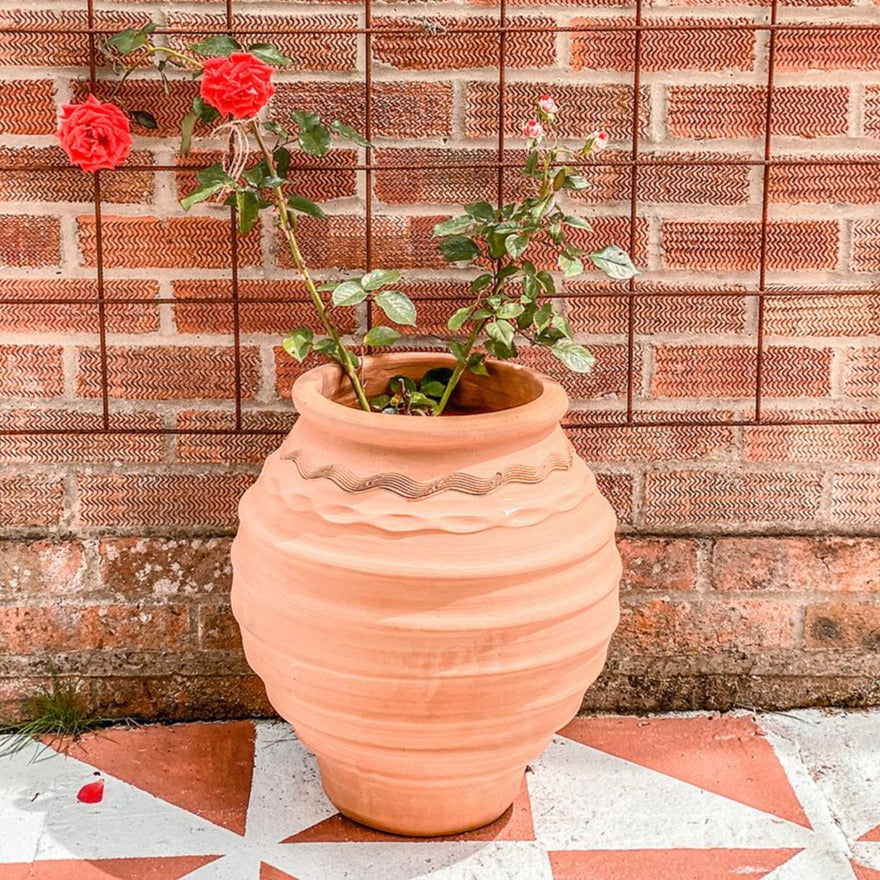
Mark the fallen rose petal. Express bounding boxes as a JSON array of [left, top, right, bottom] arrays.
[[77, 778, 105, 804]]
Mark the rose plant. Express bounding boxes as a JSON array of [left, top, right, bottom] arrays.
[[58, 27, 638, 416]]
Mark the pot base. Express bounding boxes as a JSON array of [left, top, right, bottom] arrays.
[[318, 756, 524, 837]]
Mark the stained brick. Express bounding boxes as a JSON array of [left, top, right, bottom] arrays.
[[78, 216, 262, 269], [830, 473, 880, 526], [843, 348, 880, 399], [466, 82, 649, 140], [0, 476, 65, 529], [712, 537, 880, 593], [0, 216, 60, 267], [776, 27, 880, 72], [764, 293, 880, 337], [617, 538, 698, 592], [373, 16, 554, 70], [643, 470, 823, 527], [0, 279, 159, 334], [593, 471, 634, 527], [199, 603, 242, 651], [0, 80, 56, 136], [805, 603, 880, 651], [172, 279, 355, 336], [176, 410, 291, 464], [0, 541, 86, 601], [0, 346, 63, 399], [272, 81, 453, 139], [851, 221, 880, 273], [652, 345, 832, 399], [661, 221, 839, 271], [77, 473, 257, 529], [570, 422, 734, 462], [571, 18, 755, 72], [77, 345, 262, 400], [666, 86, 848, 138], [745, 423, 880, 464], [99, 537, 233, 601]]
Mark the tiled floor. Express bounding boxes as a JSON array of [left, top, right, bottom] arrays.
[[1, 710, 878, 879]]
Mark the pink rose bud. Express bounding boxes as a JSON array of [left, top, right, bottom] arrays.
[[591, 130, 609, 151], [523, 118, 544, 140], [538, 94, 558, 116]]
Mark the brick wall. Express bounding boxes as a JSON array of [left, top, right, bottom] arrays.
[[1, 2, 879, 721]]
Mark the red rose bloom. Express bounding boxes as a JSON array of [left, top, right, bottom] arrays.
[[57, 95, 132, 173], [200, 52, 276, 119]]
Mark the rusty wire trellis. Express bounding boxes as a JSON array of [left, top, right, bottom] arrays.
[[0, 0, 878, 437]]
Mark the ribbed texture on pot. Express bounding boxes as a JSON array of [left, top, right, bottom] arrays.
[[230, 354, 621, 836]]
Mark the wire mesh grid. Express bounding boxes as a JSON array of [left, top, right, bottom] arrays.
[[0, 0, 878, 438]]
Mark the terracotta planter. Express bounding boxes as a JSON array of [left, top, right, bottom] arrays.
[[230, 353, 621, 836]]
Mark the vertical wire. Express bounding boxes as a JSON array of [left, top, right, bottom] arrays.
[[496, 0, 507, 204], [364, 0, 374, 331], [87, 0, 110, 430], [754, 0, 778, 423], [625, 0, 643, 424]]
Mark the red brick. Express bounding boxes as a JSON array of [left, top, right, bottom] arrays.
[[570, 422, 734, 463], [78, 216, 261, 269], [769, 157, 880, 205], [199, 603, 242, 651], [864, 86, 880, 138], [776, 27, 880, 72], [373, 16, 554, 70], [830, 473, 880, 526], [617, 538, 698, 591], [666, 86, 849, 138], [661, 221, 838, 271], [368, 280, 474, 337], [176, 410, 291, 464], [466, 82, 649, 140], [99, 537, 233, 601], [843, 348, 880, 399], [571, 18, 755, 72], [643, 470, 823, 527], [77, 473, 256, 529], [77, 345, 261, 401], [0, 279, 159, 334], [805, 603, 880, 650], [275, 346, 314, 400], [520, 344, 642, 401], [375, 148, 498, 205], [0, 410, 165, 464], [713, 537, 880, 593], [652, 345, 832, 399], [0, 541, 86, 601], [166, 13, 359, 72], [617, 598, 800, 654], [0, 80, 56, 136], [0, 345, 63, 399], [0, 476, 65, 529], [745, 423, 880, 464], [172, 279, 355, 336], [593, 471, 634, 527], [272, 81, 453, 139], [0, 605, 191, 654], [0, 216, 60, 267], [851, 221, 880, 273], [527, 216, 648, 273], [764, 292, 880, 337]]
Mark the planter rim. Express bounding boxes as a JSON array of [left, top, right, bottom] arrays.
[[291, 352, 569, 444]]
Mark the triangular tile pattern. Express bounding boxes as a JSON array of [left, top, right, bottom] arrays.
[[549, 848, 802, 880], [559, 715, 810, 827], [260, 864, 301, 880], [852, 861, 880, 880], [0, 856, 219, 879], [61, 722, 255, 835], [862, 826, 880, 843], [283, 776, 534, 843]]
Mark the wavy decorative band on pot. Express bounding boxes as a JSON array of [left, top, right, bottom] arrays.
[[231, 353, 622, 837], [282, 444, 573, 498]]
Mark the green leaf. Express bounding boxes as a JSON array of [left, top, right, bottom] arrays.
[[192, 96, 220, 125], [464, 201, 495, 222], [197, 163, 234, 187], [287, 194, 325, 218], [421, 367, 454, 389], [263, 120, 287, 138], [130, 109, 157, 130], [313, 337, 342, 361], [536, 270, 556, 296], [486, 230, 508, 260], [236, 189, 260, 235], [433, 215, 472, 237], [563, 215, 592, 230], [371, 394, 391, 411], [363, 325, 402, 346], [273, 147, 291, 179], [589, 244, 639, 280], [374, 290, 416, 326], [504, 233, 530, 260], [524, 150, 539, 176], [419, 381, 445, 398], [448, 341, 468, 362], [517, 301, 537, 330], [390, 375, 417, 395], [180, 110, 198, 156], [552, 312, 574, 339], [191, 35, 242, 57], [179, 182, 224, 211], [470, 273, 493, 293], [331, 280, 366, 307], [485, 337, 516, 360], [439, 235, 480, 263], [496, 301, 525, 320], [467, 353, 489, 376], [563, 173, 590, 191], [551, 340, 595, 373], [447, 306, 472, 332], [361, 268, 401, 291], [282, 327, 313, 362], [329, 120, 371, 147], [292, 110, 320, 130], [247, 42, 291, 66], [558, 253, 584, 278], [486, 319, 514, 347], [297, 120, 332, 157], [106, 23, 155, 56], [243, 159, 271, 186]]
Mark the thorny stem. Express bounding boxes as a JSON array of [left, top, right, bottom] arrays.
[[251, 123, 371, 412], [108, 46, 199, 100]]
